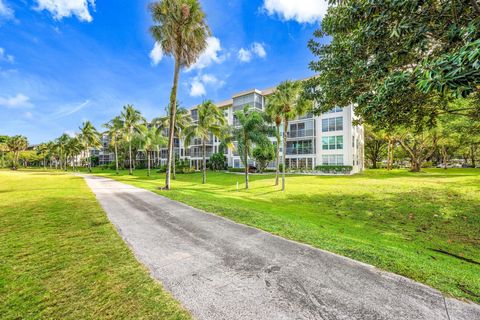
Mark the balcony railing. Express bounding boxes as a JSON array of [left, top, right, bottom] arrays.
[[187, 151, 213, 158], [287, 129, 314, 138], [189, 139, 214, 146], [286, 147, 314, 155]]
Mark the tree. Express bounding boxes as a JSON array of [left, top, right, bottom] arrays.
[[307, 1, 480, 128], [65, 137, 83, 171], [139, 125, 166, 177], [184, 101, 226, 184], [397, 129, 438, 172], [7, 135, 28, 170], [35, 143, 49, 169], [55, 134, 71, 171], [150, 0, 210, 190], [267, 80, 312, 191], [152, 106, 193, 179], [79, 121, 101, 173], [103, 116, 124, 174], [209, 152, 226, 171], [231, 106, 272, 189], [364, 126, 387, 169], [253, 145, 275, 173], [120, 105, 145, 175], [265, 95, 283, 185]]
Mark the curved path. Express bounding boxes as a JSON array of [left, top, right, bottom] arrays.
[[83, 175, 480, 320]]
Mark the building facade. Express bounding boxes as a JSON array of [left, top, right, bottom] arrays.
[[96, 83, 365, 173]]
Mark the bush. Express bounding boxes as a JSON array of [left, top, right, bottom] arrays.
[[315, 165, 353, 174], [228, 167, 244, 173], [156, 165, 167, 173], [422, 161, 433, 168], [181, 167, 196, 174], [209, 153, 227, 171]]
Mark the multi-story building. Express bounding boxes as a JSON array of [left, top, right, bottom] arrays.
[[96, 81, 365, 173]]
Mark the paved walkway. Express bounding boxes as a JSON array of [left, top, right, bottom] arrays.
[[83, 175, 480, 320]]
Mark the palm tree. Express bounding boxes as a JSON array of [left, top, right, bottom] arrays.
[[267, 80, 313, 191], [79, 121, 101, 173], [7, 135, 28, 170], [232, 106, 272, 189], [184, 101, 225, 184], [103, 116, 124, 174], [150, 0, 210, 190], [56, 134, 70, 171], [66, 137, 83, 171], [152, 106, 193, 179], [0, 141, 8, 168], [35, 143, 49, 169], [265, 98, 283, 186], [139, 125, 167, 177], [120, 105, 145, 175]]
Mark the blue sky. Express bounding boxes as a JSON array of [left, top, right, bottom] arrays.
[[0, 0, 328, 143]]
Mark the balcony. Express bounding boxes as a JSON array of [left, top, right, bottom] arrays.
[[287, 129, 315, 139], [189, 139, 214, 146], [286, 147, 314, 155]]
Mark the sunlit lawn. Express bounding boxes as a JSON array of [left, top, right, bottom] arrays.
[[90, 168, 480, 303], [0, 170, 190, 320]]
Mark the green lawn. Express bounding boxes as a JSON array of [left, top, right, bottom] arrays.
[[89, 168, 480, 303], [0, 170, 190, 320]]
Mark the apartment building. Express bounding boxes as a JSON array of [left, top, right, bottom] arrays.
[[96, 83, 365, 173]]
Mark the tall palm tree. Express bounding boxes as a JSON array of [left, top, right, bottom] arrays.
[[152, 106, 193, 179], [103, 116, 124, 174], [232, 106, 272, 189], [184, 101, 225, 184], [120, 105, 145, 175], [267, 80, 313, 191], [66, 137, 83, 171], [35, 143, 49, 169], [150, 0, 210, 190], [139, 125, 167, 177], [7, 135, 28, 170], [79, 121, 101, 173], [265, 98, 283, 186]]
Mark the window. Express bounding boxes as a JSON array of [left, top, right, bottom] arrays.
[[324, 106, 343, 114], [322, 117, 343, 132], [322, 155, 344, 166], [322, 136, 343, 150]]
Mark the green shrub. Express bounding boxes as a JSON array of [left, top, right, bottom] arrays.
[[315, 165, 353, 174], [181, 167, 196, 174], [228, 167, 244, 173], [422, 161, 433, 168]]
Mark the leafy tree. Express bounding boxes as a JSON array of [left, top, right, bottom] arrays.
[[65, 137, 84, 171], [0, 139, 8, 168], [79, 121, 101, 172], [307, 0, 480, 128], [120, 105, 145, 175], [364, 126, 387, 169], [397, 129, 438, 172], [267, 80, 313, 191], [150, 0, 210, 190], [7, 135, 28, 170], [103, 116, 124, 174], [230, 106, 272, 189], [252, 144, 275, 173], [152, 106, 193, 179], [35, 143, 49, 169], [184, 101, 226, 184]]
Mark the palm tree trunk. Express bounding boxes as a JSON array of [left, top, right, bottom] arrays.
[[202, 139, 207, 184], [147, 151, 151, 177], [114, 141, 119, 174], [129, 142, 133, 175], [244, 147, 249, 189], [275, 125, 280, 186], [282, 121, 288, 191], [87, 145, 92, 173], [165, 59, 181, 190], [173, 151, 176, 180]]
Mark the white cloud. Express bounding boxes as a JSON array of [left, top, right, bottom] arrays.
[[24, 111, 34, 119], [0, 93, 32, 109], [150, 42, 163, 66], [0, 47, 14, 63], [190, 80, 206, 97], [0, 0, 14, 20], [35, 0, 96, 22], [252, 42, 266, 58], [188, 37, 225, 71], [238, 43, 267, 63], [189, 74, 225, 97], [50, 100, 90, 119], [262, 0, 328, 23], [238, 48, 252, 63]]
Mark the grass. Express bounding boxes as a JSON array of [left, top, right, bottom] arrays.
[[88, 167, 480, 303], [0, 170, 191, 320]]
